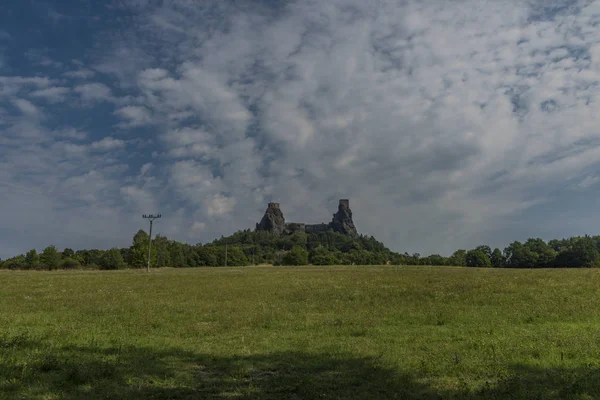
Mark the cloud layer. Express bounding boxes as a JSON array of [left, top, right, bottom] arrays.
[[2, 0, 600, 258]]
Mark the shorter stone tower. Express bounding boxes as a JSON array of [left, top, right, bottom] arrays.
[[330, 199, 358, 236], [255, 202, 286, 235]]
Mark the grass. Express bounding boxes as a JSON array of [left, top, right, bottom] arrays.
[[1, 266, 600, 399]]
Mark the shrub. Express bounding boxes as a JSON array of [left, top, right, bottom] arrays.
[[59, 258, 81, 270], [100, 248, 127, 270], [465, 249, 491, 267], [282, 246, 309, 266], [2, 255, 26, 270]]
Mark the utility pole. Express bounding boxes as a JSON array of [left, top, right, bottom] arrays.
[[225, 244, 228, 267], [142, 214, 161, 272]]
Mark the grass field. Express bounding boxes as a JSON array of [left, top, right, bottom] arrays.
[[1, 266, 600, 399]]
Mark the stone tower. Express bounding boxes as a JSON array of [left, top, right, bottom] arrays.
[[255, 202, 286, 235], [330, 199, 358, 236]]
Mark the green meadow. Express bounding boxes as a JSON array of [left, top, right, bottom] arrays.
[[1, 266, 600, 399]]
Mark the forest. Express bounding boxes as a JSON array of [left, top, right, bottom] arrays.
[[2, 228, 600, 270]]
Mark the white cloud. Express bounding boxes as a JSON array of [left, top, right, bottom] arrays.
[[63, 69, 96, 79], [90, 137, 126, 151], [25, 50, 63, 69], [0, 130, 137, 258], [206, 193, 236, 217], [0, 76, 52, 97], [191, 221, 206, 232], [50, 137, 126, 155], [56, 128, 87, 140], [161, 127, 216, 158], [140, 162, 152, 176], [137, 64, 252, 141], [74, 82, 113, 103], [102, 0, 600, 254], [4, 0, 600, 258], [121, 185, 157, 213], [169, 160, 222, 199], [30, 86, 70, 103], [578, 175, 599, 189], [114, 105, 153, 127], [139, 68, 169, 81], [12, 98, 41, 118]]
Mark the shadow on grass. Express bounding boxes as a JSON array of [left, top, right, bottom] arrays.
[[1, 333, 599, 399], [474, 363, 600, 400]]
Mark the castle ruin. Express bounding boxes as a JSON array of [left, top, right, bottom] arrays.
[[255, 199, 358, 237]]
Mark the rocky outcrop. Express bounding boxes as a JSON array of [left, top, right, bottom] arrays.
[[255, 199, 358, 237], [256, 202, 286, 235], [330, 199, 358, 237]]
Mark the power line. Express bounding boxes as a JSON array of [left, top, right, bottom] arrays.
[[0, 180, 58, 197]]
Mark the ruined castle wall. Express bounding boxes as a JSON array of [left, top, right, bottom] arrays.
[[285, 222, 306, 233], [305, 223, 329, 234], [256, 199, 357, 236]]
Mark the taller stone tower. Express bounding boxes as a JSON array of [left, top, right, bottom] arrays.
[[255, 202, 286, 235], [330, 199, 358, 237]]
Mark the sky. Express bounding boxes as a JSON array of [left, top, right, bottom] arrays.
[[1, 0, 600, 259]]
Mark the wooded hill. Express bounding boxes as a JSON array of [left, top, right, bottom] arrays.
[[3, 229, 600, 269]]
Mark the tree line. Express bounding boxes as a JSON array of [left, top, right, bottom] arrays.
[[2, 228, 600, 269], [420, 236, 600, 268]]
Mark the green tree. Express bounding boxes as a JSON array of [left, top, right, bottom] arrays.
[[524, 238, 548, 254], [504, 241, 538, 268], [524, 238, 557, 267], [2, 255, 25, 270], [423, 254, 446, 266], [490, 248, 505, 267], [128, 230, 154, 268], [120, 248, 130, 265], [100, 248, 127, 270], [195, 246, 218, 266], [40, 245, 61, 270], [549, 238, 569, 253], [153, 235, 171, 267], [169, 241, 186, 267], [555, 237, 600, 268], [465, 249, 491, 267], [399, 252, 421, 265], [447, 250, 467, 266], [62, 248, 75, 258], [475, 245, 492, 260], [310, 245, 337, 265], [72, 252, 86, 266], [218, 246, 249, 266], [537, 247, 558, 267], [24, 249, 40, 269], [282, 246, 309, 266], [245, 245, 262, 266], [76, 249, 104, 266], [290, 231, 308, 246]]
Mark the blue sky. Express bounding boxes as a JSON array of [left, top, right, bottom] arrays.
[[1, 0, 600, 259]]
